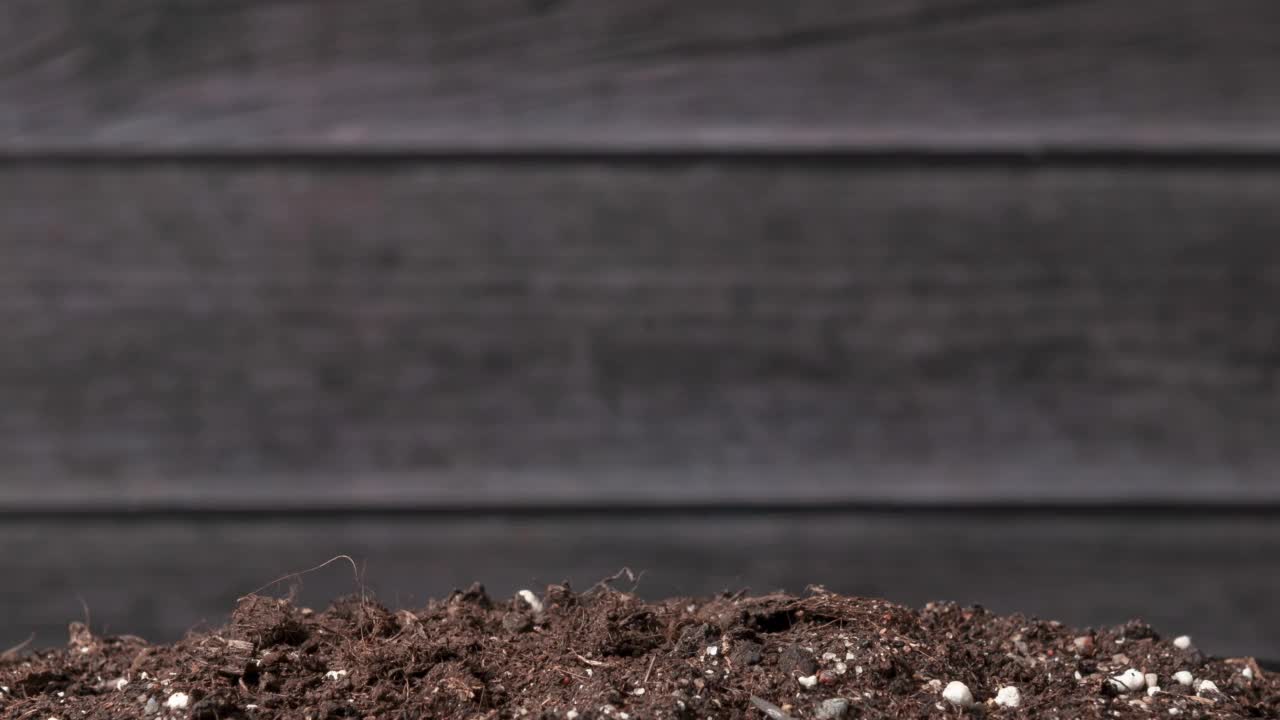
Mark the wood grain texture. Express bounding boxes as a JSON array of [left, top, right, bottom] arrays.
[[1, 163, 1278, 507], [3, 0, 1280, 150], [4, 513, 1279, 658]]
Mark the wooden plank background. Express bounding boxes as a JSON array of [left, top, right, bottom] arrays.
[[1, 164, 1279, 507], [1, 0, 1279, 151], [1, 0, 1279, 656]]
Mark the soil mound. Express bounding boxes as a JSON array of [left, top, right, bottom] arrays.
[[2, 584, 1276, 718]]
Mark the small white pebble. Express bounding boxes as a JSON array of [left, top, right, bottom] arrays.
[[844, 651, 856, 661], [324, 670, 347, 681], [165, 693, 190, 710], [112, 678, 130, 691], [57, 692, 65, 698], [1173, 636, 1192, 650], [1145, 673, 1159, 689], [516, 589, 544, 614], [1074, 671, 1083, 681], [942, 681, 975, 707], [1195, 679, 1219, 695], [1147, 686, 1161, 697], [705, 646, 718, 657], [567, 711, 579, 720], [1243, 667, 1254, 679], [798, 674, 819, 689], [1111, 669, 1146, 693], [1173, 671, 1194, 686], [821, 652, 839, 661], [835, 661, 848, 674], [994, 686, 1021, 708], [632, 688, 645, 696], [1169, 709, 1180, 716], [855, 665, 863, 675]]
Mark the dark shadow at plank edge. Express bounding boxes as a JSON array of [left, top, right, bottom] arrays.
[[5, 502, 1280, 520], [3, 514, 1279, 659], [9, 147, 1280, 168]]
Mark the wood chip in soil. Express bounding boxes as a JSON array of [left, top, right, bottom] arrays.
[[1, 584, 1277, 719]]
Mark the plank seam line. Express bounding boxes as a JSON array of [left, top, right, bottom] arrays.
[[4, 501, 1280, 521], [7, 146, 1280, 169]]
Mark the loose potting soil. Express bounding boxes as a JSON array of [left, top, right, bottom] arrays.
[[2, 583, 1276, 719]]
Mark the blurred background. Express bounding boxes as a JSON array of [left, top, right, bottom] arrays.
[[2, 1, 1279, 659]]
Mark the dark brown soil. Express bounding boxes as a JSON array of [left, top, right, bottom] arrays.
[[2, 583, 1277, 719]]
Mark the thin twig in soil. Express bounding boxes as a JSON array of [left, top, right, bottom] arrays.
[[643, 655, 656, 684], [588, 567, 644, 595], [238, 554, 365, 604], [1, 633, 35, 659], [77, 595, 92, 630], [552, 666, 591, 683], [749, 695, 795, 720]]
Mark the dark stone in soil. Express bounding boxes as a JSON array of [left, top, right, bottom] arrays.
[[1, 588, 1276, 719], [730, 638, 765, 667], [779, 643, 819, 676], [501, 611, 535, 634], [190, 691, 246, 720], [675, 623, 715, 657]]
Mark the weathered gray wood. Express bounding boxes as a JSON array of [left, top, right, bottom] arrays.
[[4, 514, 1279, 658], [3, 0, 1280, 150], [1, 164, 1278, 507]]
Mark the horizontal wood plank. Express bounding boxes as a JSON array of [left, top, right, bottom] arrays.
[[3, 0, 1280, 150], [1, 163, 1279, 507], [4, 513, 1279, 658]]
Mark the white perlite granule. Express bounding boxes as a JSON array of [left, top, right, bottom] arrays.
[[994, 686, 1021, 708], [516, 590, 544, 614], [942, 681, 975, 707], [1110, 669, 1146, 693], [1196, 680, 1220, 695]]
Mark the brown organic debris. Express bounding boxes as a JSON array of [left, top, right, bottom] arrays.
[[0, 586, 1276, 719]]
